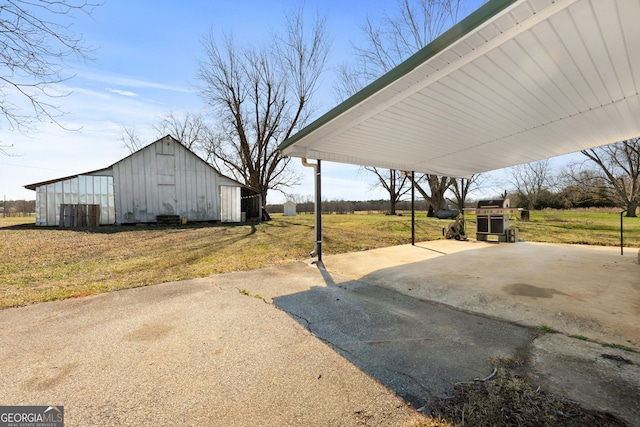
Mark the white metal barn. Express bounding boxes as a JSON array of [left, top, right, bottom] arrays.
[[25, 135, 261, 226]]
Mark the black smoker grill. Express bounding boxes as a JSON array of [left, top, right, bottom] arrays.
[[475, 199, 518, 242]]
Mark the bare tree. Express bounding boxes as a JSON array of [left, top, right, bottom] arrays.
[[580, 139, 640, 217], [197, 5, 329, 205], [507, 159, 555, 210], [0, 142, 13, 156], [121, 112, 212, 158], [335, 0, 462, 96], [120, 127, 144, 154], [448, 175, 483, 210], [153, 112, 211, 151], [283, 193, 306, 204], [561, 165, 615, 208], [409, 174, 454, 216], [0, 0, 100, 133], [365, 167, 410, 214], [335, 0, 464, 214]]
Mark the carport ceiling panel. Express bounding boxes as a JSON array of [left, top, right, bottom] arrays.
[[373, 105, 496, 155], [322, 71, 543, 155], [447, 98, 640, 172], [281, 0, 640, 176]]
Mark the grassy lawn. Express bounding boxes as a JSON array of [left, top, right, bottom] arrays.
[[503, 209, 640, 246], [0, 210, 638, 308]]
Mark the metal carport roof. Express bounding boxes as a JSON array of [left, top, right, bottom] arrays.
[[280, 0, 640, 178]]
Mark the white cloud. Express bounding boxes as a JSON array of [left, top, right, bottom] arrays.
[[108, 88, 139, 97], [78, 69, 193, 93], [69, 87, 112, 100]]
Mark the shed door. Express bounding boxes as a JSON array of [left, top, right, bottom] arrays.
[[220, 186, 241, 222]]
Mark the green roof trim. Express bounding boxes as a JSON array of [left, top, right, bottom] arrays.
[[279, 0, 518, 152]]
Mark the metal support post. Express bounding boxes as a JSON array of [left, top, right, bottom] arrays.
[[411, 171, 415, 245], [301, 158, 322, 263], [620, 210, 624, 256], [316, 160, 322, 262]]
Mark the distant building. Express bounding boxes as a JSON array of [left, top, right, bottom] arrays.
[[283, 201, 297, 216], [25, 135, 261, 226]]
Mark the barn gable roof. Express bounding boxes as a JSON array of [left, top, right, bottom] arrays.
[[24, 167, 112, 191], [25, 135, 259, 194]]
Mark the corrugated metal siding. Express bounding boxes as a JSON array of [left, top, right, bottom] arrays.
[[34, 175, 115, 226], [220, 186, 241, 222], [112, 136, 241, 223]]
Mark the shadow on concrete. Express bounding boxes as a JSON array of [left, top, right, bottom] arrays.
[[273, 264, 533, 409], [294, 242, 640, 423]]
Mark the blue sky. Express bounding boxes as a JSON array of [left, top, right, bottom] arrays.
[[0, 0, 540, 203]]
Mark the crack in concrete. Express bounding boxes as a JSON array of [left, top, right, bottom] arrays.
[[278, 306, 431, 398], [324, 339, 432, 396]]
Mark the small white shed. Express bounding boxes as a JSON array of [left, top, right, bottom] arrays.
[[283, 201, 297, 216]]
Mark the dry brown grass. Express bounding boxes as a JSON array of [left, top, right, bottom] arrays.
[[427, 363, 629, 426], [1, 221, 299, 307], [0, 214, 445, 308], [2, 210, 638, 308]]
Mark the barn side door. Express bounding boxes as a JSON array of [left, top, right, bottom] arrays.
[[157, 149, 177, 215], [220, 186, 241, 222]]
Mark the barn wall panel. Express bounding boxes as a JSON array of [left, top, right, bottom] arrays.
[[220, 186, 241, 222], [112, 136, 241, 223], [34, 175, 115, 226]]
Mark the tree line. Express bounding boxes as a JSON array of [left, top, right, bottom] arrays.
[[271, 139, 640, 217], [1, 200, 36, 217], [505, 140, 639, 216], [268, 199, 430, 215], [355, 138, 640, 218]]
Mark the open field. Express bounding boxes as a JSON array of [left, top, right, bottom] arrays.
[[0, 210, 638, 308], [503, 209, 640, 246]]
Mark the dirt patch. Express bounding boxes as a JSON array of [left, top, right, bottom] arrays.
[[428, 367, 629, 426], [424, 331, 639, 426], [22, 362, 79, 392]]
